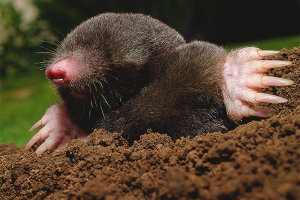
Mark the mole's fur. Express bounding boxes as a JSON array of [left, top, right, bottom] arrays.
[[95, 41, 235, 142]]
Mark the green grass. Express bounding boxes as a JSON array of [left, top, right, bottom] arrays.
[[223, 35, 299, 51], [0, 35, 299, 147]]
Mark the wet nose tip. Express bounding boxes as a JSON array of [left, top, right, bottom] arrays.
[[46, 66, 68, 84]]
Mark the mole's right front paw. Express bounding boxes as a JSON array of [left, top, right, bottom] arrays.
[[221, 47, 293, 122], [26, 102, 88, 156]]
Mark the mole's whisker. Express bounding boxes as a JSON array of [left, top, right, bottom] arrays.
[[105, 68, 119, 73], [101, 93, 111, 109], [93, 95, 99, 109], [41, 46, 56, 54], [54, 28, 65, 39], [95, 80, 104, 90], [106, 73, 119, 81], [72, 98, 83, 121], [79, 98, 86, 120], [89, 107, 92, 120], [90, 98, 94, 108], [35, 60, 48, 64], [34, 52, 55, 55], [99, 104, 105, 118], [36, 66, 47, 70], [40, 40, 58, 47], [101, 77, 109, 84]]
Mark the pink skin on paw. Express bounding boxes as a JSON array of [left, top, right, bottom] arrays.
[[26, 102, 88, 156], [221, 47, 293, 122]]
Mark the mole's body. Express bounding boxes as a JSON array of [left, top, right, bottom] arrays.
[[27, 13, 293, 155], [96, 41, 233, 141]]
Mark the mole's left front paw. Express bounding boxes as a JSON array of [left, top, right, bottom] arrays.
[[222, 47, 293, 122], [26, 102, 88, 156]]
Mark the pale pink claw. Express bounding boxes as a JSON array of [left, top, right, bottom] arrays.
[[257, 50, 280, 57], [255, 93, 287, 104], [26, 102, 88, 156], [29, 119, 43, 131], [248, 107, 270, 117], [222, 47, 293, 122], [260, 60, 292, 70], [261, 76, 293, 87]]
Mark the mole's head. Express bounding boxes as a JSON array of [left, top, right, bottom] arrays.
[[46, 13, 185, 110]]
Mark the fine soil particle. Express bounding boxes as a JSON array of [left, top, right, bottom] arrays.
[[1, 47, 300, 200]]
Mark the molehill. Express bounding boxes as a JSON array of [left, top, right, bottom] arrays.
[[0, 47, 299, 200]]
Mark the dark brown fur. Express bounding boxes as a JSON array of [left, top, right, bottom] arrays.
[[50, 13, 235, 142], [95, 41, 235, 142]]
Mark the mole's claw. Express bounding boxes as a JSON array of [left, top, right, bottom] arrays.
[[26, 124, 53, 149], [35, 133, 64, 156], [34, 128, 88, 156], [257, 50, 280, 57], [261, 60, 292, 71], [255, 93, 288, 104], [25, 131, 42, 149], [248, 75, 294, 88], [248, 107, 270, 118], [29, 119, 42, 131], [35, 142, 49, 156], [261, 76, 294, 87]]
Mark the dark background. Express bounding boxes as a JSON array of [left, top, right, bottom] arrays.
[[1, 0, 299, 78], [34, 0, 299, 43]]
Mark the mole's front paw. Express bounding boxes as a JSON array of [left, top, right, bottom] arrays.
[[26, 102, 88, 156], [221, 47, 293, 122]]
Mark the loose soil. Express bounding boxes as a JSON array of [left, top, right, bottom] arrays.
[[1, 47, 300, 200]]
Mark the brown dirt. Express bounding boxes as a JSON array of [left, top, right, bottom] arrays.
[[1, 47, 300, 200]]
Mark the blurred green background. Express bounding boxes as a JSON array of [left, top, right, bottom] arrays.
[[0, 0, 299, 146]]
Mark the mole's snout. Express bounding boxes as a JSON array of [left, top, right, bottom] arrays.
[[46, 58, 81, 85], [46, 66, 68, 84]]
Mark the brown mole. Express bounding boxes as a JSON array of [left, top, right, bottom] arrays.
[[27, 13, 293, 155]]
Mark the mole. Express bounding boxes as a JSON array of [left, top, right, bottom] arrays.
[[26, 13, 293, 156]]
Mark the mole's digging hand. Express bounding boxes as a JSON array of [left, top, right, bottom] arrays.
[[26, 103, 88, 156], [221, 47, 293, 122]]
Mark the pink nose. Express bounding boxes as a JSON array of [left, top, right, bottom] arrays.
[[46, 58, 81, 84], [46, 66, 68, 84]]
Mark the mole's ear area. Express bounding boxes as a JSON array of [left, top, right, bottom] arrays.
[[221, 47, 293, 122]]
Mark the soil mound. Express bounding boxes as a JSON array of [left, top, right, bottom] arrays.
[[1, 47, 299, 200]]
